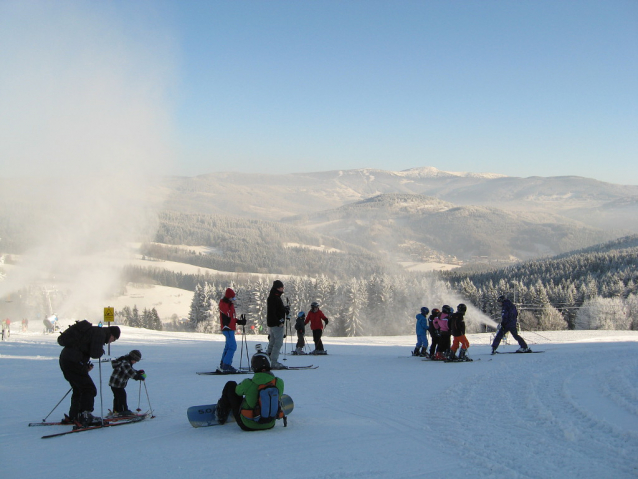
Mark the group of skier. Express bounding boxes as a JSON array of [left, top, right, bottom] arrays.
[[414, 295, 529, 361], [54, 282, 530, 433], [56, 321, 148, 428], [414, 303, 471, 361], [217, 279, 329, 373]]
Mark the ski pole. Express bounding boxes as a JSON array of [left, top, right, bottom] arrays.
[[137, 380, 142, 412], [42, 388, 72, 422], [143, 380, 154, 417], [98, 359, 104, 425]]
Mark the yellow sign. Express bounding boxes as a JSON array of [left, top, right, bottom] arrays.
[[104, 307, 115, 323]]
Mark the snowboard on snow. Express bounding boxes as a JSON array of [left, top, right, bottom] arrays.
[[187, 394, 294, 428]]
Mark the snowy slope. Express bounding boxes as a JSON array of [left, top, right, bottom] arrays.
[[2, 328, 638, 479]]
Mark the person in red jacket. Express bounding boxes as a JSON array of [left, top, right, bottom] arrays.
[[218, 288, 246, 373], [304, 302, 329, 355]]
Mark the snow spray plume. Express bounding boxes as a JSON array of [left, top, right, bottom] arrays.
[[0, 1, 176, 319]]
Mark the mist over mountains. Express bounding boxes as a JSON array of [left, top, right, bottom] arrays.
[[1, 167, 636, 271]]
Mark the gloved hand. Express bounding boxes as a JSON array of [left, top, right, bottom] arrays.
[[284, 305, 290, 314], [135, 373, 147, 381], [236, 318, 247, 326], [279, 318, 285, 325], [87, 361, 94, 371], [324, 319, 329, 325], [138, 370, 145, 374]]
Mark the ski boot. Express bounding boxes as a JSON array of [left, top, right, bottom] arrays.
[[516, 347, 531, 353], [412, 347, 420, 356], [78, 411, 102, 428], [215, 399, 230, 425]]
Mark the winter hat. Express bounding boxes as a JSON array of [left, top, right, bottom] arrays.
[[421, 307, 430, 316], [129, 350, 142, 361], [225, 288, 236, 299], [273, 280, 284, 289], [107, 326, 121, 340]]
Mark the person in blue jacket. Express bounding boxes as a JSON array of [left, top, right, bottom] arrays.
[[413, 307, 430, 357], [491, 296, 530, 354]]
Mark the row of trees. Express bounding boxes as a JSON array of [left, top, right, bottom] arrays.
[[181, 272, 493, 337], [115, 305, 163, 331]]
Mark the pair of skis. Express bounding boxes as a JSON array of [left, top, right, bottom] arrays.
[[197, 365, 317, 376], [31, 412, 152, 439]]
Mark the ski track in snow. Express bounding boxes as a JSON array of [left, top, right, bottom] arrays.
[[2, 329, 638, 478]]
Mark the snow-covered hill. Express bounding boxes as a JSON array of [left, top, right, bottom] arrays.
[[2, 328, 637, 478]]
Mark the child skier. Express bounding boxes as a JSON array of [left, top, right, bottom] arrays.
[[428, 308, 441, 358], [449, 304, 471, 360], [305, 301, 329, 355], [294, 311, 307, 355], [433, 305, 451, 360], [108, 349, 146, 416], [413, 307, 429, 357]]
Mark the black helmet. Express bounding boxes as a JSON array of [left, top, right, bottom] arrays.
[[251, 352, 271, 372], [497, 295, 507, 303], [310, 301, 319, 308], [441, 305, 452, 314], [457, 304, 467, 313], [129, 350, 142, 361]]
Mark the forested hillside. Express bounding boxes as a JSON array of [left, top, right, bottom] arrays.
[[442, 235, 638, 330], [147, 211, 390, 278]]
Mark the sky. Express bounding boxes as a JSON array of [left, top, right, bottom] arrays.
[[0, 0, 636, 184]]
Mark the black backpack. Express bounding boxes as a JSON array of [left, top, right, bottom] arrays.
[[57, 320, 93, 347]]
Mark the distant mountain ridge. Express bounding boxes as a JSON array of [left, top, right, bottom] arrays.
[[161, 166, 638, 232], [283, 193, 620, 263]]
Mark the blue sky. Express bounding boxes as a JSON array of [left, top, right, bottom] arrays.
[[1, 0, 636, 184]]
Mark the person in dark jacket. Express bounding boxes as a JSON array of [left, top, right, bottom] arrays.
[[59, 324, 120, 426], [449, 304, 470, 360], [491, 296, 529, 354], [294, 311, 307, 355], [266, 280, 288, 369], [108, 349, 145, 416]]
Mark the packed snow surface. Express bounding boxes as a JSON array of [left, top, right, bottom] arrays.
[[2, 328, 637, 478]]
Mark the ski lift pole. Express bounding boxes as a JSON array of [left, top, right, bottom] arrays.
[[41, 388, 72, 422]]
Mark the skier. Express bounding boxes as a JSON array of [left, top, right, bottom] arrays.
[[428, 308, 441, 358], [58, 323, 120, 427], [413, 307, 429, 357], [214, 352, 285, 431], [449, 304, 470, 360], [305, 301, 329, 355], [491, 295, 530, 354], [294, 311, 307, 355], [433, 305, 451, 360], [109, 349, 146, 416], [266, 280, 288, 369], [218, 288, 246, 373]]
